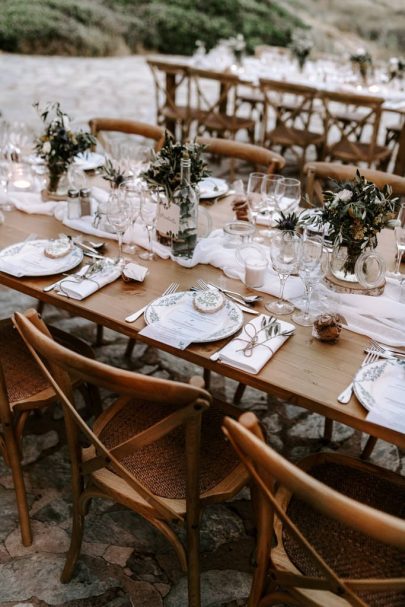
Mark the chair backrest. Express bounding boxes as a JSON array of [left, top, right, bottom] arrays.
[[89, 118, 165, 152], [189, 67, 241, 134], [223, 412, 405, 606], [13, 310, 211, 522], [196, 136, 285, 174], [147, 58, 191, 127], [304, 161, 405, 206], [259, 77, 319, 138], [321, 90, 384, 164], [394, 120, 405, 177]]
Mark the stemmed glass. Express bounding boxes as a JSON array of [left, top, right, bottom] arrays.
[[106, 189, 131, 265], [261, 174, 285, 233], [247, 172, 266, 242], [279, 177, 301, 214], [0, 159, 13, 211], [394, 226, 405, 276], [266, 231, 301, 315], [121, 181, 142, 255], [292, 236, 324, 326], [139, 189, 158, 261]]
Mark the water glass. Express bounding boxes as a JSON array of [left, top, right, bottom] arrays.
[[266, 231, 301, 315], [292, 236, 324, 326], [247, 172, 266, 242], [139, 189, 158, 261], [106, 189, 131, 265], [261, 174, 285, 233], [121, 181, 142, 255], [279, 178, 301, 214]]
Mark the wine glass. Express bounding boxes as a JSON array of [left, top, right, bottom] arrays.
[[266, 231, 301, 315], [278, 177, 301, 214], [292, 236, 324, 326], [261, 174, 285, 234], [247, 172, 266, 242], [106, 189, 131, 265], [394, 226, 405, 276], [0, 158, 13, 211], [121, 181, 142, 255], [139, 189, 158, 261]]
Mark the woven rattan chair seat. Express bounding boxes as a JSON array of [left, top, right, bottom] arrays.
[[98, 397, 239, 500], [283, 462, 405, 607], [268, 125, 324, 148], [0, 320, 50, 404], [330, 140, 391, 163]]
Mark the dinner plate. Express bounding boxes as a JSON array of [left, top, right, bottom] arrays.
[[74, 152, 105, 171], [0, 239, 83, 277], [353, 359, 405, 412], [144, 290, 243, 343], [198, 177, 228, 200]]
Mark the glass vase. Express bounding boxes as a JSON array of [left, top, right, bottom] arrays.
[[47, 165, 68, 195], [330, 240, 375, 283]]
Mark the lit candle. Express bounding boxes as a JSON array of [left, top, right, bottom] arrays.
[[13, 179, 31, 190]]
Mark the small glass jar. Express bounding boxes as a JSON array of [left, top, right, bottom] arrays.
[[223, 220, 255, 249]]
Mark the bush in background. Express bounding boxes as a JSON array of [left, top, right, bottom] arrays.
[[0, 0, 302, 56]]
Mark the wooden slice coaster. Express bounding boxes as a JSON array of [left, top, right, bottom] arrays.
[[323, 271, 385, 296]]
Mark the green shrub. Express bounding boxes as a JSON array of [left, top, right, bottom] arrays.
[[0, 0, 303, 56]]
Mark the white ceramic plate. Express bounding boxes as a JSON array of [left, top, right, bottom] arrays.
[[353, 359, 405, 412], [144, 291, 243, 343], [0, 239, 83, 277], [74, 152, 105, 171], [198, 177, 228, 200]]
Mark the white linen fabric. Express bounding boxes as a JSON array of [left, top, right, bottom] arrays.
[[0, 191, 58, 215], [56, 265, 121, 300], [216, 314, 295, 374], [122, 262, 148, 282]]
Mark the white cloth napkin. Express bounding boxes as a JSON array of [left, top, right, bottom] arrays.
[[0, 191, 58, 215], [56, 265, 121, 300], [0, 241, 72, 277], [122, 262, 148, 282], [216, 314, 295, 374]]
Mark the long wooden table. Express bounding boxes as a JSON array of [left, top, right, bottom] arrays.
[[1, 202, 404, 450]]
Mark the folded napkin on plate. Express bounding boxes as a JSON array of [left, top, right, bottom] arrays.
[[0, 191, 58, 215], [57, 264, 121, 300], [0, 241, 71, 277], [122, 262, 148, 282], [216, 314, 294, 374]]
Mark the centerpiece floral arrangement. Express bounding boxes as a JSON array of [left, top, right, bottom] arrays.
[[289, 29, 313, 70], [34, 102, 95, 194], [350, 49, 372, 82], [313, 171, 399, 277], [388, 57, 405, 81]]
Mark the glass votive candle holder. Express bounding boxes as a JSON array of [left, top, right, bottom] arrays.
[[223, 220, 255, 249], [11, 163, 33, 191], [236, 243, 268, 288]]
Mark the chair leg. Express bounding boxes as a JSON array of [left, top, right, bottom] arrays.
[[37, 300, 45, 315], [4, 425, 32, 546], [233, 382, 246, 405], [124, 338, 136, 359], [203, 368, 211, 390], [186, 516, 201, 607], [61, 499, 86, 583], [323, 418, 333, 442], [361, 435, 378, 459]]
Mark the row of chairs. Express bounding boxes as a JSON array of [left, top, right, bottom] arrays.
[[147, 58, 405, 174], [2, 310, 404, 607]]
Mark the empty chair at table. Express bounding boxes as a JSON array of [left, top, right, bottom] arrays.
[[89, 118, 165, 154], [147, 58, 193, 140], [13, 310, 248, 607], [321, 90, 391, 169], [223, 412, 405, 607], [304, 161, 405, 207], [189, 67, 256, 142], [0, 311, 98, 546], [259, 78, 325, 171]]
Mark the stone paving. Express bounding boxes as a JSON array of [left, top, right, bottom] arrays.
[[0, 53, 404, 607]]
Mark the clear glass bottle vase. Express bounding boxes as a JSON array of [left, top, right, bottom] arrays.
[[171, 156, 198, 259]]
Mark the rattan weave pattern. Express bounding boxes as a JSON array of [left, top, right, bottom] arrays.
[[283, 463, 405, 607], [99, 398, 239, 499], [0, 320, 50, 404]]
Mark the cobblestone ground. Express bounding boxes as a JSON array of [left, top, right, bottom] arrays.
[[0, 54, 404, 607]]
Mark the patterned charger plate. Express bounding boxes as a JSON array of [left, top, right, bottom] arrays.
[[0, 239, 83, 277], [144, 291, 243, 343], [353, 359, 405, 412]]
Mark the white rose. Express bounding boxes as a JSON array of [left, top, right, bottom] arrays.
[[62, 115, 70, 130], [42, 141, 51, 154], [336, 189, 353, 202]]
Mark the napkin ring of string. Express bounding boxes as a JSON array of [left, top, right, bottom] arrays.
[[58, 274, 102, 298], [234, 321, 294, 357]]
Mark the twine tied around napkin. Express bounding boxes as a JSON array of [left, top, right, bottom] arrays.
[[234, 316, 295, 357]]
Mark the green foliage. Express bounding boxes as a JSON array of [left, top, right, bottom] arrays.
[[0, 0, 303, 56]]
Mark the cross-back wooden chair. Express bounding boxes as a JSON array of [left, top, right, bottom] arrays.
[[304, 161, 405, 207], [394, 119, 405, 176], [321, 90, 391, 169], [13, 310, 248, 607], [147, 58, 192, 140], [89, 118, 165, 152], [189, 67, 256, 142], [223, 412, 405, 607], [259, 78, 324, 171], [0, 312, 98, 547]]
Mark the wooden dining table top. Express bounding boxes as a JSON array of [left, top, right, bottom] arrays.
[[0, 196, 404, 449]]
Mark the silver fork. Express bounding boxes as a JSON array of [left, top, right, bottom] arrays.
[[337, 348, 380, 404], [368, 339, 405, 360], [125, 282, 179, 323]]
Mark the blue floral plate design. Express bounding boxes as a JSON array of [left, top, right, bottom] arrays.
[[353, 359, 405, 412]]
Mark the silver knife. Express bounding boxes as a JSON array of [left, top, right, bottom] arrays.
[[125, 305, 147, 323]]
